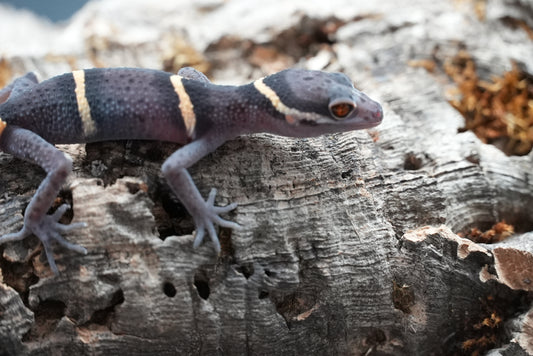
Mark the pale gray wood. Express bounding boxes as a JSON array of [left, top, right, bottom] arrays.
[[1, 0, 533, 355]]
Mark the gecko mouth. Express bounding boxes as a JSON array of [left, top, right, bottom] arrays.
[[300, 119, 318, 126]]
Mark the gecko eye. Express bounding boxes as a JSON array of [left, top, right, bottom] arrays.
[[329, 102, 356, 120]]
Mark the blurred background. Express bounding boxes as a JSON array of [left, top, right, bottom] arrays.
[[0, 1, 532, 355], [0, 0, 88, 21]]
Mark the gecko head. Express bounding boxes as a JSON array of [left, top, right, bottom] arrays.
[[254, 69, 383, 137]]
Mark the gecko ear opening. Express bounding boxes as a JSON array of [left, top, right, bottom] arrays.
[[329, 99, 357, 120]]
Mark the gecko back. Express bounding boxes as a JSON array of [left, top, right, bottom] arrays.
[[0, 68, 191, 144]]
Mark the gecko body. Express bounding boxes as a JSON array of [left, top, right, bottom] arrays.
[[0, 67, 382, 273]]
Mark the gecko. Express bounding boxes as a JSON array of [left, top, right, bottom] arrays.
[[0, 67, 383, 273]]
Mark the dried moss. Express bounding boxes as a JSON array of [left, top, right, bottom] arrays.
[[445, 51, 533, 156]]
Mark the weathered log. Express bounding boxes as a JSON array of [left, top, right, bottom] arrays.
[[1, 0, 533, 355]]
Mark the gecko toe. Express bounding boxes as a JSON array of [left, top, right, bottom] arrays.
[[56, 221, 87, 233], [206, 223, 221, 253], [2, 209, 88, 273], [213, 215, 242, 230], [207, 188, 217, 205], [41, 239, 59, 275], [188, 189, 240, 252], [214, 202, 238, 214], [51, 204, 71, 220], [0, 227, 31, 244], [193, 228, 206, 249], [50, 230, 87, 255]]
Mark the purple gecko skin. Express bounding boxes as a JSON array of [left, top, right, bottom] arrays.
[[0, 67, 383, 273]]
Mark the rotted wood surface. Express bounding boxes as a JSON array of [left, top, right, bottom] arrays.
[[1, 0, 533, 355]]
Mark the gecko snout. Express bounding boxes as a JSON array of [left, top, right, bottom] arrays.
[[358, 98, 383, 127]]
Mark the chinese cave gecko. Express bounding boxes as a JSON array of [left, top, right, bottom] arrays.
[[0, 67, 383, 273]]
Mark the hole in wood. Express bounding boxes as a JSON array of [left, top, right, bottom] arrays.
[[235, 264, 254, 279], [258, 291, 269, 299], [364, 328, 387, 350], [86, 289, 125, 326], [125, 181, 147, 195], [392, 281, 415, 314], [218, 227, 234, 256], [341, 170, 353, 179], [48, 188, 75, 224], [275, 291, 316, 322], [194, 274, 210, 300], [163, 282, 177, 297], [156, 183, 194, 240], [403, 153, 423, 170], [0, 252, 39, 306], [465, 153, 480, 165], [264, 269, 276, 277], [22, 299, 66, 341]]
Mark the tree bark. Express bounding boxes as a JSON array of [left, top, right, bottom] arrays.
[[1, 0, 533, 355]]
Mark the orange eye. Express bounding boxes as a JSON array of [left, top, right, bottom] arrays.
[[330, 103, 354, 119]]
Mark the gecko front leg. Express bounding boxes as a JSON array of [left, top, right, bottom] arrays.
[[0, 126, 87, 274], [162, 137, 241, 252]]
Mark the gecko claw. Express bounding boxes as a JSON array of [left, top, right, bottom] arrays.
[[192, 229, 206, 250], [0, 203, 87, 274], [191, 188, 240, 252]]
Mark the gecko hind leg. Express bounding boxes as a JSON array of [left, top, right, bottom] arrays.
[[0, 72, 39, 104], [1, 204, 87, 273]]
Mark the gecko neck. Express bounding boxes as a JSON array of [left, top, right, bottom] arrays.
[[212, 82, 310, 139], [199, 82, 335, 141]]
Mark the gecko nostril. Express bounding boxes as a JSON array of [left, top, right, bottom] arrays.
[[373, 106, 383, 120]]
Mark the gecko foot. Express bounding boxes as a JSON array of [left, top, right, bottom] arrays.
[[0, 204, 87, 274], [192, 188, 242, 252]]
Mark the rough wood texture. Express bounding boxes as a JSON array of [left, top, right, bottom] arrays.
[[1, 0, 533, 355]]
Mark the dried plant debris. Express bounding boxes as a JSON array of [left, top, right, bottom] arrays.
[[391, 281, 415, 314], [206, 15, 347, 74], [501, 16, 533, 40], [268, 15, 344, 61], [0, 57, 12, 89], [458, 295, 507, 356], [444, 51, 533, 156], [408, 59, 437, 73], [161, 34, 210, 75], [453, 0, 487, 21], [459, 221, 515, 244]]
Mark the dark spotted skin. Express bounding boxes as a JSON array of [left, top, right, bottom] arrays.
[[0, 69, 289, 144], [263, 69, 382, 125], [0, 67, 383, 273], [83, 68, 188, 142], [263, 69, 335, 118], [0, 69, 190, 143], [0, 72, 84, 143]]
